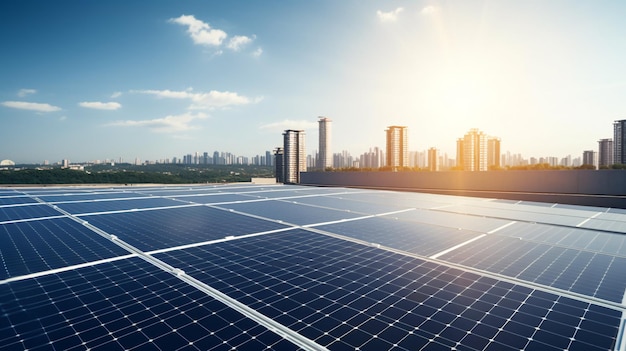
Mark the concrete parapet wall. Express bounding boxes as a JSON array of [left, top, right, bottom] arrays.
[[300, 170, 626, 208]]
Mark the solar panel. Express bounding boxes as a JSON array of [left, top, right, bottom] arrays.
[[154, 229, 621, 350], [315, 216, 481, 256], [215, 200, 366, 226], [431, 230, 626, 302], [580, 215, 626, 233], [0, 257, 300, 351], [81, 205, 291, 251], [438, 204, 588, 227], [37, 191, 148, 203], [391, 208, 513, 233], [55, 197, 186, 215], [0, 184, 624, 351], [0, 217, 129, 280], [167, 193, 259, 204], [0, 203, 65, 222], [0, 196, 38, 206], [280, 195, 409, 215], [485, 222, 626, 256]]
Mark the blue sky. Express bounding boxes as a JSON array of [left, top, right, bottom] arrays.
[[1, 1, 625, 164]]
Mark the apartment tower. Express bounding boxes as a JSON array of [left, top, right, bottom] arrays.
[[614, 120, 626, 165], [599, 138, 614, 167], [457, 129, 488, 171], [385, 126, 408, 170], [283, 130, 306, 183], [582, 150, 597, 169], [273, 147, 284, 183], [318, 117, 332, 170], [487, 138, 501, 169], [428, 147, 439, 171]]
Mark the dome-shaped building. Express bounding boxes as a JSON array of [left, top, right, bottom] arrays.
[[0, 159, 16, 166]]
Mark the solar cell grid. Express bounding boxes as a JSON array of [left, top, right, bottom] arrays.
[[442, 204, 587, 227], [337, 191, 451, 210], [437, 234, 626, 302], [1, 184, 625, 351], [55, 197, 185, 215], [316, 216, 481, 257], [19, 188, 94, 195], [486, 222, 626, 256], [581, 217, 626, 233], [0, 217, 129, 280], [38, 192, 148, 203], [203, 185, 287, 194], [155, 230, 621, 350], [132, 188, 226, 197], [0, 196, 38, 206], [279, 195, 408, 215], [0, 203, 64, 222], [0, 190, 21, 196], [216, 200, 365, 226], [168, 193, 256, 204], [393, 208, 512, 233], [82, 205, 290, 251], [233, 187, 346, 199], [0, 257, 300, 351], [474, 201, 601, 218]]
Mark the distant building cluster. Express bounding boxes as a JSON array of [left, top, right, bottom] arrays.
[[455, 129, 501, 171], [581, 119, 626, 169], [35, 118, 624, 182], [89, 151, 276, 168]]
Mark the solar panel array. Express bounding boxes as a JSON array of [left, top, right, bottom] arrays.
[[1, 183, 625, 351]]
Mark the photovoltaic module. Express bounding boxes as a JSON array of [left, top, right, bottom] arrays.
[[0, 184, 624, 350]]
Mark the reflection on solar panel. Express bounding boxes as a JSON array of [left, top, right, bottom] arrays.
[[1, 184, 625, 351]]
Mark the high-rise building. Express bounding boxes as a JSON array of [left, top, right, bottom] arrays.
[[456, 138, 464, 169], [318, 117, 332, 171], [273, 147, 284, 183], [582, 150, 597, 169], [599, 138, 614, 167], [265, 151, 273, 167], [487, 138, 501, 169], [358, 147, 384, 169], [613, 120, 626, 165], [283, 130, 306, 183], [428, 147, 439, 171], [385, 126, 408, 170], [457, 129, 488, 171]]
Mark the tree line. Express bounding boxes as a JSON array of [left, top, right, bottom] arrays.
[[0, 164, 275, 184]]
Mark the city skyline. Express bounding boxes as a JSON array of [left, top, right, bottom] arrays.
[[2, 1, 626, 164], [7, 116, 622, 170]]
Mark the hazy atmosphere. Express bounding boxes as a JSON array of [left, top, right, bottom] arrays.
[[1, 0, 625, 163]]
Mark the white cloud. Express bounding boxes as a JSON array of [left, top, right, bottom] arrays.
[[377, 7, 404, 22], [17, 89, 37, 97], [133, 88, 255, 109], [133, 89, 193, 99], [227, 35, 253, 51], [189, 91, 252, 109], [111, 91, 122, 98], [421, 6, 440, 15], [107, 112, 208, 133], [259, 119, 317, 132], [169, 15, 227, 47], [79, 101, 122, 110], [1, 101, 61, 112], [253, 47, 263, 57]]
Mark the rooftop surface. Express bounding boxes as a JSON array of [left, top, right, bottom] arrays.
[[0, 184, 625, 350]]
